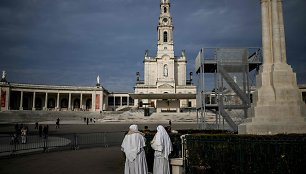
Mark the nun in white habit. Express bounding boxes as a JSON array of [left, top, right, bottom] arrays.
[[121, 124, 148, 174], [151, 125, 173, 174]]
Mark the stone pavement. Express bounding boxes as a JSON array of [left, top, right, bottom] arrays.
[[0, 146, 125, 174], [0, 122, 198, 174]]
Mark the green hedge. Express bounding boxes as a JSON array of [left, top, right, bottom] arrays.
[[143, 129, 234, 172], [143, 130, 306, 173], [185, 134, 306, 174]]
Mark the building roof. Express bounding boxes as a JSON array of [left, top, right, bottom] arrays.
[[129, 93, 196, 99]]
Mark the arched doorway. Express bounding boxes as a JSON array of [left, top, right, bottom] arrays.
[[35, 98, 42, 110], [48, 98, 55, 109], [74, 98, 80, 110], [61, 98, 68, 109], [86, 99, 92, 111]]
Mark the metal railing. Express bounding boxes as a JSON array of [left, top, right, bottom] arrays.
[[0, 131, 126, 157]]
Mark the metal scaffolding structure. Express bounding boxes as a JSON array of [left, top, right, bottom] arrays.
[[195, 48, 262, 131]]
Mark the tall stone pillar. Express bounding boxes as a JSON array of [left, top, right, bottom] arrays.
[[68, 93, 71, 110], [92, 92, 96, 112], [100, 92, 103, 112], [277, 0, 287, 63], [57, 93, 60, 110], [80, 93, 83, 110], [239, 0, 306, 134], [271, 0, 282, 64], [19, 91, 23, 110], [44, 92, 48, 110], [113, 96, 115, 109], [32, 92, 36, 111]]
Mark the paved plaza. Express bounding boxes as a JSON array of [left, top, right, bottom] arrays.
[[0, 146, 124, 174], [0, 120, 198, 174]]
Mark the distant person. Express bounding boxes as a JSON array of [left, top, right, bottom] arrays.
[[168, 120, 172, 131], [84, 117, 86, 122], [21, 126, 27, 144], [43, 125, 48, 139], [144, 126, 149, 133], [86, 118, 89, 125], [35, 122, 38, 129], [121, 124, 148, 174], [56, 118, 60, 128], [151, 125, 173, 174], [10, 133, 19, 145]]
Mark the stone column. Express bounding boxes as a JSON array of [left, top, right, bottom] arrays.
[[238, 0, 306, 135], [57, 93, 60, 110], [271, 0, 282, 64], [127, 96, 130, 106], [254, 0, 276, 104], [113, 96, 115, 109], [80, 93, 83, 110], [44, 92, 48, 110], [277, 0, 287, 63], [32, 92, 36, 111], [261, 0, 273, 65], [92, 92, 96, 112], [100, 92, 103, 111], [120, 96, 122, 106], [19, 91, 23, 110], [68, 93, 71, 110]]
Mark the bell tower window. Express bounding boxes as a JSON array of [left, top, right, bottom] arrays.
[[163, 31, 168, 42], [164, 7, 167, 13]]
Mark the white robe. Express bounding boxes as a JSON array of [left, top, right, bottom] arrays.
[[124, 148, 148, 174], [122, 125, 148, 174], [152, 151, 170, 174], [151, 125, 172, 174]]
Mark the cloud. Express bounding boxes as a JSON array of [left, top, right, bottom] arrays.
[[0, 0, 305, 92]]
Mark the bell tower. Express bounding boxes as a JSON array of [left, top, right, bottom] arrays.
[[157, 0, 174, 58]]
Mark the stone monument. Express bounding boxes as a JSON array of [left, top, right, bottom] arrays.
[[238, 0, 306, 134], [96, 75, 100, 87], [1, 70, 7, 83]]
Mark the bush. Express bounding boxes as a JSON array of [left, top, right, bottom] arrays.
[[184, 134, 306, 174]]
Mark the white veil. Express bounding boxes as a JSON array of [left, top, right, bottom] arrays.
[[153, 125, 173, 159], [121, 125, 146, 162]]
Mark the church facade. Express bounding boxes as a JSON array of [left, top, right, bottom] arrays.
[[131, 0, 197, 113]]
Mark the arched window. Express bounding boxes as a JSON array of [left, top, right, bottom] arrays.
[[163, 31, 168, 42], [164, 7, 167, 13]]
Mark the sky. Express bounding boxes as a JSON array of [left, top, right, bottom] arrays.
[[0, 0, 305, 92]]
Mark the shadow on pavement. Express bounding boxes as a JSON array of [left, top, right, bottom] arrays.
[[0, 146, 124, 174]]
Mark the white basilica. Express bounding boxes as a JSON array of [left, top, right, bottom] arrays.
[[131, 0, 197, 113]]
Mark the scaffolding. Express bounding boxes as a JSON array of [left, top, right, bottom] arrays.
[[195, 48, 262, 131]]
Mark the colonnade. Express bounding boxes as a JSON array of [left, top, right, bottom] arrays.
[[16, 91, 94, 110], [108, 94, 134, 111], [14, 90, 101, 111], [0, 83, 107, 112]]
